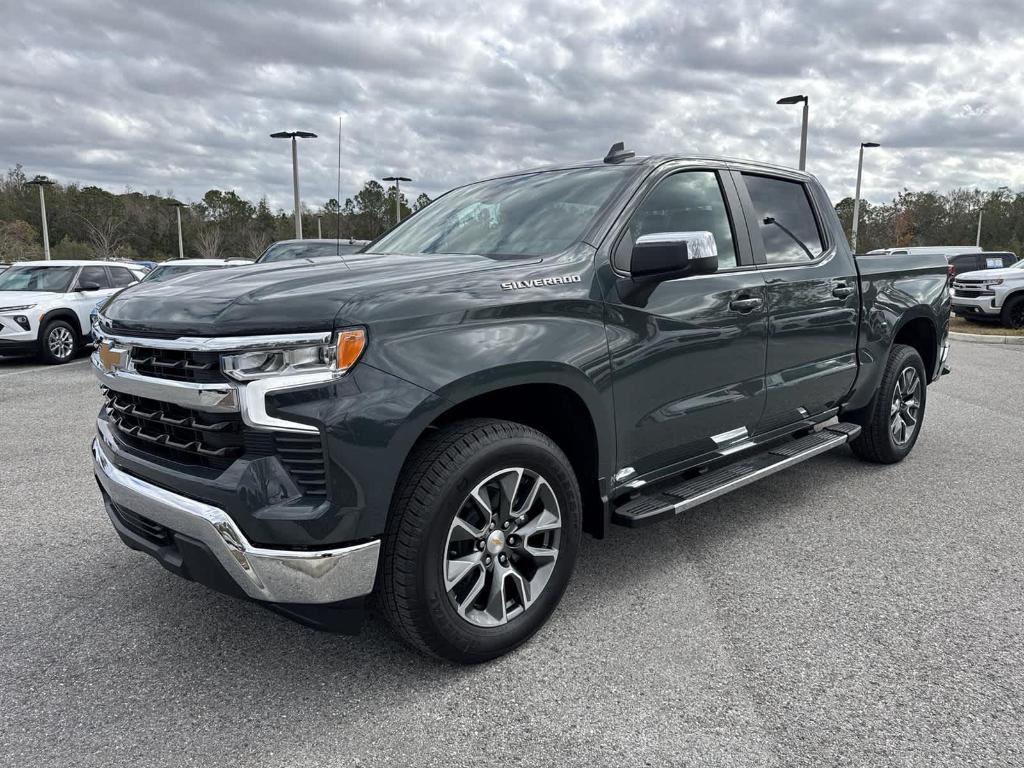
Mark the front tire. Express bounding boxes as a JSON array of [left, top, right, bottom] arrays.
[[1000, 294, 1024, 329], [39, 319, 80, 364], [380, 419, 582, 663], [849, 344, 927, 464]]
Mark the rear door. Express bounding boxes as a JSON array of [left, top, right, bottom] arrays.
[[735, 170, 860, 432], [603, 164, 768, 479]]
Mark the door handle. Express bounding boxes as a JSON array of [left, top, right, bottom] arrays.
[[729, 296, 763, 313], [832, 282, 855, 298]]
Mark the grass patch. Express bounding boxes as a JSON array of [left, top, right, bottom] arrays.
[[950, 316, 1024, 336]]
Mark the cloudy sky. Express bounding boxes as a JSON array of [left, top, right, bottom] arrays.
[[2, 0, 1022, 211]]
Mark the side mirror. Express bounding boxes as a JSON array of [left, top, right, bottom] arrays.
[[629, 231, 719, 281], [78, 281, 102, 291]]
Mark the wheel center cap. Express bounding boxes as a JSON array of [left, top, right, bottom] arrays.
[[486, 530, 506, 555]]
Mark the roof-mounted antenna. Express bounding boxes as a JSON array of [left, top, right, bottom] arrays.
[[604, 141, 635, 164]]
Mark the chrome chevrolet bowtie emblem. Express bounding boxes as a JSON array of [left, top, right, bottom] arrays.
[[97, 340, 127, 373]]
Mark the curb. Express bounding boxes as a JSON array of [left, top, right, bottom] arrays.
[[949, 331, 1024, 345]]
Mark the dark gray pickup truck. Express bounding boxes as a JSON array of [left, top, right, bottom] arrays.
[[91, 145, 950, 662]]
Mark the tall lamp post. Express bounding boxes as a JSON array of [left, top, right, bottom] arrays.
[[776, 94, 809, 171], [851, 141, 881, 253], [270, 130, 317, 239], [383, 175, 412, 225], [166, 200, 185, 259], [26, 176, 55, 260]]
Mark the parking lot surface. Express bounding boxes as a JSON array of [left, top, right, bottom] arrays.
[[1, 341, 1022, 767]]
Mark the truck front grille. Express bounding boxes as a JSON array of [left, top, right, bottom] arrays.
[[102, 389, 327, 496], [953, 289, 987, 298], [104, 388, 247, 469], [130, 346, 226, 383]]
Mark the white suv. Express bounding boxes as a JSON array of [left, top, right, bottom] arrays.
[[951, 258, 1024, 329], [0, 260, 145, 364]]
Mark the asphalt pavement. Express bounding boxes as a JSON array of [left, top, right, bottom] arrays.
[[1, 342, 1022, 767]]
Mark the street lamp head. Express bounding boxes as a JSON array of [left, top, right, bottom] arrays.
[[861, 141, 881, 148], [776, 95, 807, 105], [383, 176, 412, 182], [270, 131, 317, 139], [26, 175, 55, 187]]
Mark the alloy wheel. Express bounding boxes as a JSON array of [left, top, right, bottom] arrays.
[[889, 366, 921, 446], [48, 326, 75, 360], [443, 467, 561, 627]]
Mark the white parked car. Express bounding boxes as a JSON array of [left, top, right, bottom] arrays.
[[951, 258, 1024, 329], [0, 260, 145, 364]]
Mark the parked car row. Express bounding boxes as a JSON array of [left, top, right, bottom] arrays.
[[0, 240, 372, 364]]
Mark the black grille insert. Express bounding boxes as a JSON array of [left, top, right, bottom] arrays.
[[103, 389, 327, 496], [275, 434, 327, 496], [111, 501, 173, 546], [131, 347, 225, 383], [104, 388, 246, 469]]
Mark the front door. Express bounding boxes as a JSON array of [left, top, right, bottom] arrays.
[[603, 167, 768, 481]]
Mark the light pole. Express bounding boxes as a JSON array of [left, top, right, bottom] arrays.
[[851, 141, 881, 253], [25, 176, 55, 260], [166, 200, 185, 259], [976, 208, 983, 247], [271, 130, 317, 239], [317, 216, 322, 239], [383, 175, 412, 225], [776, 95, 809, 170]]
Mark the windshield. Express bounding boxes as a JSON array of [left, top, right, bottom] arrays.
[[143, 263, 222, 282], [0, 265, 78, 292], [258, 242, 352, 263], [365, 167, 632, 257]]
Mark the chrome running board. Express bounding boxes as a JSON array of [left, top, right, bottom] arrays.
[[612, 423, 861, 528]]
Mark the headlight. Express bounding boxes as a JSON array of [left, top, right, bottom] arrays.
[[981, 279, 1003, 287], [221, 328, 366, 382], [0, 303, 36, 312]]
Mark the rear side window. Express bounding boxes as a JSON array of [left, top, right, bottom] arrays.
[[108, 267, 136, 287], [953, 255, 979, 272], [743, 174, 824, 263]]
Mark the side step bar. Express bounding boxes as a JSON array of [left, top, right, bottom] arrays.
[[612, 423, 861, 528]]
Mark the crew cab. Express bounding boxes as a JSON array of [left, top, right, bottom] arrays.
[[0, 260, 144, 363], [90, 147, 951, 662], [951, 257, 1024, 328]]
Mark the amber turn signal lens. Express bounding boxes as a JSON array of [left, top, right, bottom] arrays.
[[336, 329, 366, 371]]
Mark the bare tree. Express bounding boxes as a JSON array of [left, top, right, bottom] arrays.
[[244, 226, 272, 260], [78, 212, 127, 259], [194, 224, 222, 259]]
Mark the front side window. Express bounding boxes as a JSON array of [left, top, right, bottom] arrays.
[[77, 266, 111, 290], [0, 265, 77, 292], [366, 166, 633, 258], [613, 170, 738, 271], [743, 174, 824, 264]]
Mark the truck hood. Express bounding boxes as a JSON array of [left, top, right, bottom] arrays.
[[955, 266, 1024, 281], [101, 252, 533, 336], [0, 290, 63, 309]]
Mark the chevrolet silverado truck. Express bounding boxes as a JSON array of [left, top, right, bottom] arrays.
[[90, 146, 951, 663], [951, 257, 1024, 328]]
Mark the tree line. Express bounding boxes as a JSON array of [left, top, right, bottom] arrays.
[[0, 164, 432, 263], [1, 162, 1022, 263]]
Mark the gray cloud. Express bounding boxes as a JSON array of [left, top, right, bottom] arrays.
[[1, 0, 1022, 210]]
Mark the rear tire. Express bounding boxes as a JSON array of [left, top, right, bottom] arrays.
[[1000, 294, 1024, 329], [39, 320, 80, 364], [849, 344, 927, 464], [380, 419, 581, 663]]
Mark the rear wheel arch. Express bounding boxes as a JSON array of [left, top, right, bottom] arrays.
[[891, 315, 938, 379]]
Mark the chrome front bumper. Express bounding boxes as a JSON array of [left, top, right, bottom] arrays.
[[93, 438, 380, 604]]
